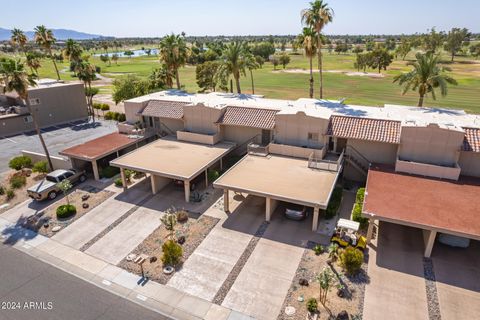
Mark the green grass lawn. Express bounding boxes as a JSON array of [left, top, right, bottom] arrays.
[[29, 50, 480, 114]]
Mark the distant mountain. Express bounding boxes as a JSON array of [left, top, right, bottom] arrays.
[[0, 27, 107, 41]]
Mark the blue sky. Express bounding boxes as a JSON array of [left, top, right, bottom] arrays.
[[2, 0, 479, 37]]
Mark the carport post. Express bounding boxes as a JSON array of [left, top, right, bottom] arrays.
[[423, 229, 437, 258], [366, 218, 375, 244], [92, 160, 100, 181], [184, 180, 190, 203], [312, 207, 320, 231], [223, 189, 230, 212], [265, 197, 272, 222], [220, 158, 223, 171], [205, 169, 209, 187], [120, 168, 127, 191]]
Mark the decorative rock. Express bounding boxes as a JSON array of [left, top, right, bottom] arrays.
[[337, 288, 345, 298], [81, 194, 90, 201], [299, 278, 309, 286], [297, 295, 304, 302], [149, 256, 157, 263], [43, 222, 49, 228], [82, 203, 89, 209], [51, 226, 62, 232], [163, 266, 174, 275], [177, 236, 186, 245], [284, 306, 296, 316], [336, 310, 349, 320], [126, 253, 137, 262]]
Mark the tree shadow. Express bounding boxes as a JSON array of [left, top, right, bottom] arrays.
[[1, 216, 39, 245]]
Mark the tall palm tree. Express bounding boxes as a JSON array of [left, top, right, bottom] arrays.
[[244, 52, 259, 94], [297, 27, 317, 98], [301, 0, 334, 99], [10, 28, 28, 56], [219, 42, 247, 94], [75, 61, 98, 122], [393, 52, 458, 107], [34, 25, 61, 80], [159, 34, 188, 89], [0, 59, 53, 171], [63, 39, 83, 73]]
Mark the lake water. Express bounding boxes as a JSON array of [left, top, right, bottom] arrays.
[[93, 49, 159, 58]]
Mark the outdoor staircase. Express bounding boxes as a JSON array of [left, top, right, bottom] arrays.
[[344, 145, 370, 176]]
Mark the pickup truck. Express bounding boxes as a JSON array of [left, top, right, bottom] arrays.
[[27, 169, 87, 201]]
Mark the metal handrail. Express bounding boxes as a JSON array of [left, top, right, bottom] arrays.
[[346, 145, 371, 168]]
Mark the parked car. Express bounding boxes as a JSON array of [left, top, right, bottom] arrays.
[[284, 204, 309, 221], [27, 169, 86, 201], [331, 218, 367, 250]]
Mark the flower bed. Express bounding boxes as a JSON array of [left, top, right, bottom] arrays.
[[118, 214, 219, 284], [23, 185, 114, 237], [278, 242, 369, 320]]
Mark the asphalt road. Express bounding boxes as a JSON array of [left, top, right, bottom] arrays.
[[0, 244, 171, 320], [0, 119, 117, 176]]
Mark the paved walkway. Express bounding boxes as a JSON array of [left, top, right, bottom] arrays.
[[53, 181, 150, 249], [167, 195, 264, 301], [363, 222, 429, 320], [222, 238, 303, 320]]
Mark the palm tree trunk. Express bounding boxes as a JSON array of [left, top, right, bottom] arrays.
[[49, 48, 61, 80], [235, 75, 241, 94], [88, 82, 95, 123], [175, 69, 181, 89], [317, 34, 323, 99], [25, 97, 54, 171], [418, 94, 424, 107], [250, 69, 255, 94], [309, 56, 314, 98]]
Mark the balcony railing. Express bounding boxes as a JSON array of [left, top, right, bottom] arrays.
[[247, 142, 270, 156], [308, 149, 344, 172], [176, 130, 221, 145], [395, 158, 461, 180]]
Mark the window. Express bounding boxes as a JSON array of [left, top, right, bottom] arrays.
[[63, 172, 74, 179], [23, 116, 33, 123], [29, 98, 41, 105], [308, 132, 319, 141]]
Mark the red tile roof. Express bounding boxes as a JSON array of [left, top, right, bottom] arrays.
[[141, 100, 188, 119], [364, 165, 480, 239], [60, 132, 142, 160], [462, 127, 480, 152], [217, 106, 277, 130], [327, 115, 401, 144]]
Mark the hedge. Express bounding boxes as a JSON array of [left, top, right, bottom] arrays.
[[325, 187, 343, 219], [56, 204, 77, 219], [9, 156, 32, 171], [352, 188, 368, 228], [100, 166, 120, 178]]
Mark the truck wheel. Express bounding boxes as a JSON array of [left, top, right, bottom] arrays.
[[79, 175, 87, 183], [48, 191, 57, 200]]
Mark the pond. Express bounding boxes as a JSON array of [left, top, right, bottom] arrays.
[[93, 49, 159, 58]]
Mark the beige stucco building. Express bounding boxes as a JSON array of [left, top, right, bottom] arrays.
[[0, 81, 88, 137]]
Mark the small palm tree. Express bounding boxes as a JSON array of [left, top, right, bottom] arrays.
[[34, 25, 60, 80], [63, 39, 83, 71], [297, 27, 317, 98], [219, 42, 247, 94], [159, 34, 188, 89], [301, 0, 334, 99], [0, 59, 54, 171], [75, 61, 98, 122], [394, 52, 458, 107], [10, 28, 28, 57], [244, 52, 259, 94]]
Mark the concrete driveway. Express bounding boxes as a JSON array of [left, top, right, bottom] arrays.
[[53, 181, 151, 249], [363, 222, 429, 320], [167, 195, 264, 301], [433, 240, 480, 320]]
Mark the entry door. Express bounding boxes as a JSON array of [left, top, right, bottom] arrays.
[[153, 117, 160, 131], [336, 138, 347, 153], [261, 129, 271, 145]]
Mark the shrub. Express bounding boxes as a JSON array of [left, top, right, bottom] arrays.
[[313, 244, 324, 255], [9, 156, 32, 170], [92, 102, 102, 110], [339, 246, 364, 275], [176, 210, 189, 222], [207, 169, 220, 183], [117, 113, 126, 122], [100, 104, 110, 111], [6, 189, 15, 200], [306, 298, 318, 313], [356, 187, 365, 204], [32, 161, 49, 174], [100, 166, 120, 178], [56, 204, 77, 219], [114, 178, 123, 187], [0, 185, 5, 195], [352, 203, 368, 228], [161, 240, 183, 266], [325, 187, 343, 219], [9, 175, 26, 189], [124, 169, 134, 182], [104, 111, 115, 120]]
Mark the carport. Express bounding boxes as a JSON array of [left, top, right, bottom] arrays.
[[60, 132, 147, 180], [363, 165, 480, 257], [213, 154, 341, 231], [110, 136, 235, 202]]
